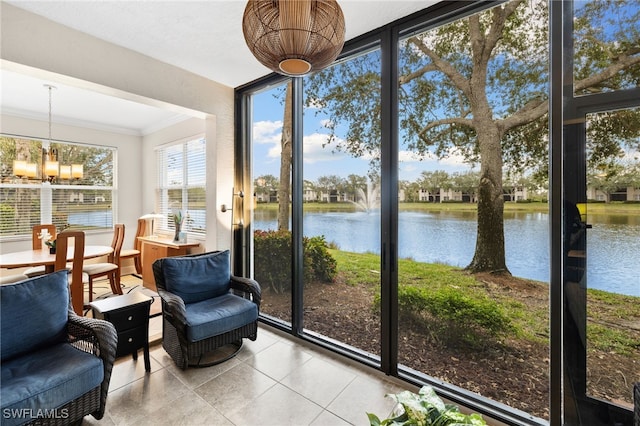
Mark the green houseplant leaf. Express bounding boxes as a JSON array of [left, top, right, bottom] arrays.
[[367, 386, 488, 426]]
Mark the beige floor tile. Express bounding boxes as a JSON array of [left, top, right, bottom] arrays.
[[245, 340, 313, 381], [281, 356, 357, 407], [225, 383, 323, 426], [165, 355, 242, 390], [105, 369, 192, 425], [310, 410, 353, 426], [326, 375, 404, 425], [131, 393, 232, 426], [194, 363, 277, 417], [108, 352, 162, 391]]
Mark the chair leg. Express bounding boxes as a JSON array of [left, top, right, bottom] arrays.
[[109, 272, 123, 295], [88, 278, 93, 303], [134, 255, 142, 275]]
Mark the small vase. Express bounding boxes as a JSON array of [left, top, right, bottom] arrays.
[[173, 223, 181, 242], [49, 247, 56, 254]]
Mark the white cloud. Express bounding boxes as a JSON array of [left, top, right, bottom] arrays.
[[252, 120, 282, 145], [303, 133, 348, 163], [253, 120, 283, 159]]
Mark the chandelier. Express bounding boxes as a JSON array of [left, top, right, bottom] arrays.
[[13, 84, 83, 183], [242, 0, 345, 76]]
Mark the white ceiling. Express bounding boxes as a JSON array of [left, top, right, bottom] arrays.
[[1, 1, 436, 135]]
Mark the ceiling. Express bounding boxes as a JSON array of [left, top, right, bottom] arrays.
[[1, 1, 436, 135]]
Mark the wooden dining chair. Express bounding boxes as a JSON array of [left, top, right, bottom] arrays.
[[23, 224, 58, 278], [82, 224, 125, 303], [54, 231, 85, 315], [119, 219, 145, 275]]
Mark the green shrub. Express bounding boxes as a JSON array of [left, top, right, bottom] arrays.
[[254, 229, 337, 293], [305, 235, 337, 283], [376, 285, 513, 346]]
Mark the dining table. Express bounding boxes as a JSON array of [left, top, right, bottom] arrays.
[[0, 245, 114, 315], [0, 246, 113, 271]]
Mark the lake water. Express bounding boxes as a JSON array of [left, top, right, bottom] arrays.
[[254, 209, 640, 297]]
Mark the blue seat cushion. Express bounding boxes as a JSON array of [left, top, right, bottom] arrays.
[[0, 271, 69, 361], [0, 343, 104, 426], [163, 251, 231, 304], [185, 294, 258, 342]]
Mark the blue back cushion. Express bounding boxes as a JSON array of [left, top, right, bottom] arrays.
[[162, 251, 231, 304], [1, 271, 69, 361]]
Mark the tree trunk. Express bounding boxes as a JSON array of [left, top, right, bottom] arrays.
[[278, 82, 293, 231], [466, 122, 510, 275]]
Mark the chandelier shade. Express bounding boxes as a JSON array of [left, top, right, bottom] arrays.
[[242, 0, 345, 76]]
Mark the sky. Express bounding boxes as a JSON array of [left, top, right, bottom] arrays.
[[250, 85, 471, 184]]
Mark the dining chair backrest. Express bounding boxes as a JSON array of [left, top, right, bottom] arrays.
[[54, 231, 85, 315], [111, 224, 125, 265], [32, 224, 57, 250], [133, 219, 146, 252]]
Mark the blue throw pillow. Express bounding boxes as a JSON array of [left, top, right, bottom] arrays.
[[162, 251, 231, 304], [0, 271, 69, 361]]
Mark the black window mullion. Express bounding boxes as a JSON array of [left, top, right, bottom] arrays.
[[291, 77, 304, 336], [380, 27, 399, 376]]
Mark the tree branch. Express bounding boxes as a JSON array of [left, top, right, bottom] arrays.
[[575, 53, 640, 92], [399, 63, 438, 85], [502, 51, 640, 131], [419, 116, 473, 138], [500, 97, 548, 131], [483, 0, 524, 62], [407, 37, 472, 97]]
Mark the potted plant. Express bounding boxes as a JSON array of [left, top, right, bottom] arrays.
[[39, 224, 70, 254], [169, 211, 185, 242], [367, 385, 488, 426]]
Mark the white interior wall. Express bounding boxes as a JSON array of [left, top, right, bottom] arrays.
[[1, 2, 237, 258]]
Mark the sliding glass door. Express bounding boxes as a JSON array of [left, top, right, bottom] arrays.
[[396, 1, 551, 419]]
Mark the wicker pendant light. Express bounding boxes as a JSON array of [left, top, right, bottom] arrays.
[[242, 0, 345, 76]]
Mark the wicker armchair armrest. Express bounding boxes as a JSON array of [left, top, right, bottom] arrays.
[[230, 275, 262, 308], [67, 310, 117, 419], [158, 288, 188, 331], [67, 311, 117, 360]]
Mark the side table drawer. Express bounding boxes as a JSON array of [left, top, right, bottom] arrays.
[[116, 327, 148, 357], [107, 304, 150, 331]]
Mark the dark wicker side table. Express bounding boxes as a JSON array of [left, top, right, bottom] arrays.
[[90, 292, 153, 371]]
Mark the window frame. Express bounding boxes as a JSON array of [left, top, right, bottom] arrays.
[[154, 134, 206, 236], [0, 134, 116, 238]]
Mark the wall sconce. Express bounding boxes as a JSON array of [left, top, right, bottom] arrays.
[[221, 189, 244, 227]]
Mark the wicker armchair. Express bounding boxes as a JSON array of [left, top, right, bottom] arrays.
[[0, 271, 117, 426], [152, 250, 261, 369], [40, 312, 118, 425]]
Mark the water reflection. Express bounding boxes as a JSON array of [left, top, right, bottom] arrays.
[[254, 208, 639, 296]]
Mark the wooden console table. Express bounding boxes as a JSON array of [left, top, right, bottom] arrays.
[[138, 236, 200, 290]]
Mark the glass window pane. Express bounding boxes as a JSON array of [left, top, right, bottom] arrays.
[[398, 0, 549, 419], [302, 50, 382, 358], [573, 0, 640, 96], [584, 108, 640, 409], [251, 83, 292, 324]]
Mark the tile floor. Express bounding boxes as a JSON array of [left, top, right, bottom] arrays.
[[83, 322, 415, 426]]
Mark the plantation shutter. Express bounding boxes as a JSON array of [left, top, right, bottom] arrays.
[[155, 136, 206, 236]]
